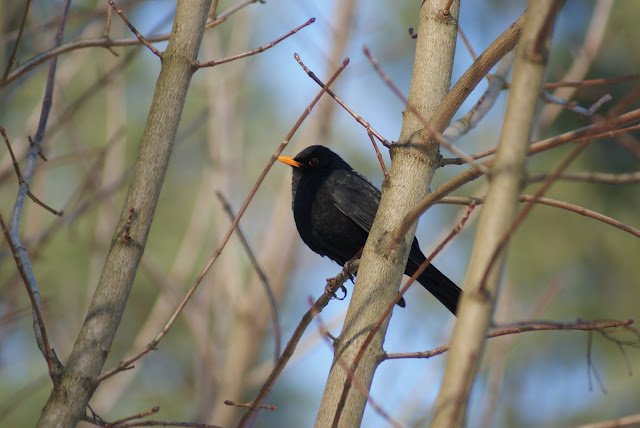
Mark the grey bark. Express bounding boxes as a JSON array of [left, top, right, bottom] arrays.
[[314, 1, 460, 427], [430, 2, 565, 427], [36, 2, 213, 426]]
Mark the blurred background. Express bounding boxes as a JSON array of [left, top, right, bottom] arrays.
[[1, 0, 639, 427]]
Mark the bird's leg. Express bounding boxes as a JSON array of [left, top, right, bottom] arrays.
[[324, 280, 347, 301], [324, 248, 363, 301]]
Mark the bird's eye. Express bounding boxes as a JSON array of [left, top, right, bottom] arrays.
[[309, 158, 319, 166]]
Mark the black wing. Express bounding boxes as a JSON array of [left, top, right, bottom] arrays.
[[328, 170, 381, 233]]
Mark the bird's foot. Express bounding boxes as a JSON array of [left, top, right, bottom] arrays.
[[324, 281, 347, 301]]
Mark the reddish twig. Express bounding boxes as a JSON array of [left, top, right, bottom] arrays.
[[2, 0, 260, 87], [384, 319, 636, 360], [440, 195, 640, 239], [443, 122, 640, 165], [1, 126, 24, 183], [440, 0, 455, 18], [224, 401, 277, 411], [108, 0, 162, 58], [195, 18, 315, 68], [0, 214, 59, 383], [2, 0, 32, 80], [234, 260, 360, 428], [456, 20, 492, 81], [543, 73, 640, 89], [216, 191, 281, 363], [403, 109, 640, 235], [478, 136, 594, 293], [367, 130, 388, 178], [294, 53, 391, 148], [528, 171, 640, 185], [102, 406, 159, 428], [313, 303, 403, 428], [363, 46, 487, 174]]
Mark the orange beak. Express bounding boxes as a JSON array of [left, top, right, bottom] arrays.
[[277, 156, 302, 168]]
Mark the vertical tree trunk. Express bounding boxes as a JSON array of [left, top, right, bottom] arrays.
[[36, 2, 213, 426], [430, 2, 564, 427], [314, 1, 460, 427]]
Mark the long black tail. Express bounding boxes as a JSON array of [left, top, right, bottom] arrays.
[[415, 264, 461, 315], [406, 239, 462, 315]]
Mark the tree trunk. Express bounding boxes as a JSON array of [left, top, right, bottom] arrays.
[[36, 2, 213, 426], [314, 1, 460, 426]]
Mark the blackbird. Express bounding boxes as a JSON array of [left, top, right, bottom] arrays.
[[278, 145, 461, 314]]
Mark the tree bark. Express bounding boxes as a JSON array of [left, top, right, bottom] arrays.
[[314, 1, 460, 427], [430, 2, 565, 427], [36, 2, 213, 426]]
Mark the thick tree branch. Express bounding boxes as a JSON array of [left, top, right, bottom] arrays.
[[36, 2, 213, 426], [315, 2, 460, 427], [431, 2, 565, 427]]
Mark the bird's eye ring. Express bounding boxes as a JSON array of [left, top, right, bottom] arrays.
[[309, 158, 319, 166]]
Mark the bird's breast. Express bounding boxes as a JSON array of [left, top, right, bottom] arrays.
[[292, 180, 368, 265]]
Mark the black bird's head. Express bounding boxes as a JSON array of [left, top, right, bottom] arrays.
[[278, 145, 354, 201], [277, 145, 352, 176]]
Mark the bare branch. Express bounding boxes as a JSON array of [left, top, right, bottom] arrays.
[[195, 18, 315, 69], [235, 260, 360, 428], [1, 0, 261, 87], [294, 53, 391, 148], [384, 319, 635, 360], [216, 191, 281, 363], [440, 195, 640, 239], [108, 0, 163, 58]]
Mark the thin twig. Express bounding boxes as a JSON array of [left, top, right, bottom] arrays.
[[543, 73, 640, 88], [402, 110, 640, 233], [234, 259, 360, 428], [478, 135, 593, 293], [1, 0, 260, 87], [224, 401, 277, 411], [1, 127, 24, 183], [367, 130, 388, 177], [527, 171, 640, 185], [8, 0, 71, 376], [2, 0, 32, 80], [108, 0, 162, 58], [102, 406, 159, 428], [363, 46, 487, 174], [313, 305, 404, 428], [294, 53, 391, 148], [573, 412, 640, 428], [26, 191, 63, 216], [195, 18, 315, 68], [439, 195, 640, 239], [444, 122, 640, 165], [104, 0, 114, 37], [384, 319, 635, 360], [216, 191, 281, 364], [542, 92, 612, 117], [0, 214, 58, 382]]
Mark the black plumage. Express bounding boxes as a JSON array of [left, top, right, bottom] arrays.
[[278, 145, 461, 314]]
